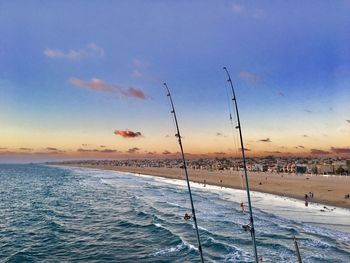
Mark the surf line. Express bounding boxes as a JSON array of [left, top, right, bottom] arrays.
[[223, 67, 259, 263], [164, 83, 205, 263]]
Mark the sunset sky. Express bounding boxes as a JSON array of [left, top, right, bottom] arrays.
[[1, 1, 350, 163]]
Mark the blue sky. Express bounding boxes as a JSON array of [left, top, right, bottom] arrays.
[[0, 1, 349, 162]]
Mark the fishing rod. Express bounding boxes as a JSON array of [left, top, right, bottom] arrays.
[[164, 82, 204, 263], [223, 67, 259, 263]]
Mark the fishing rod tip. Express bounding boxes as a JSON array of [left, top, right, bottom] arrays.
[[223, 66, 227, 70], [163, 82, 167, 86]]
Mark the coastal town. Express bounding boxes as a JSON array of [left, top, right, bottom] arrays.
[[54, 156, 350, 176]]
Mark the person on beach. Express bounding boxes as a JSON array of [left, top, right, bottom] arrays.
[[304, 194, 309, 207]]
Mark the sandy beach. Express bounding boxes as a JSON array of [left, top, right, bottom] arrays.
[[65, 164, 350, 209]]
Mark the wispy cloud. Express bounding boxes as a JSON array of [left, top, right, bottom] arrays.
[[310, 149, 329, 155], [304, 109, 313, 113], [100, 149, 118, 153], [130, 69, 142, 78], [252, 9, 266, 19], [132, 59, 144, 68], [162, 150, 171, 155], [114, 130, 142, 138], [213, 152, 226, 155], [130, 59, 148, 79], [19, 147, 32, 151], [216, 132, 227, 137], [330, 147, 350, 154], [127, 147, 140, 154], [231, 3, 244, 14], [77, 148, 117, 153], [231, 3, 266, 19], [239, 148, 251, 151], [259, 138, 271, 143], [44, 147, 65, 154], [239, 71, 260, 84], [46, 147, 58, 151], [302, 134, 309, 138], [346, 120, 350, 124], [69, 77, 146, 99], [77, 148, 99, 152], [44, 43, 104, 60], [264, 151, 282, 154]]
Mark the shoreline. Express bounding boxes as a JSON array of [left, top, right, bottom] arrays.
[[59, 164, 350, 209]]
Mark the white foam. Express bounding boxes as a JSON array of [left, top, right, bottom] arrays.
[[115, 170, 350, 234], [152, 240, 197, 256], [62, 166, 350, 234]]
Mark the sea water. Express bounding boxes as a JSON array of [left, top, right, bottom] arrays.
[[0, 164, 349, 262]]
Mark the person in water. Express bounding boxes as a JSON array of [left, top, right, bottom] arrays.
[[184, 213, 191, 220], [240, 201, 245, 212]]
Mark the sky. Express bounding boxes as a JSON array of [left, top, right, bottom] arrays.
[[1, 0, 350, 163]]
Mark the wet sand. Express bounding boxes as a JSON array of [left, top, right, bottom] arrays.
[[66, 164, 350, 209]]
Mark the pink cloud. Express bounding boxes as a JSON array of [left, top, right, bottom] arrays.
[[123, 87, 146, 99], [69, 77, 146, 99], [114, 130, 142, 138], [310, 149, 329, 155], [330, 147, 350, 154]]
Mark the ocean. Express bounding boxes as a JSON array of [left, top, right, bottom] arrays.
[[0, 164, 349, 262]]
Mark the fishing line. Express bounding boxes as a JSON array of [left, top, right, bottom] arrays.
[[223, 72, 245, 192], [166, 95, 190, 211], [166, 95, 178, 140], [223, 67, 259, 263]]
